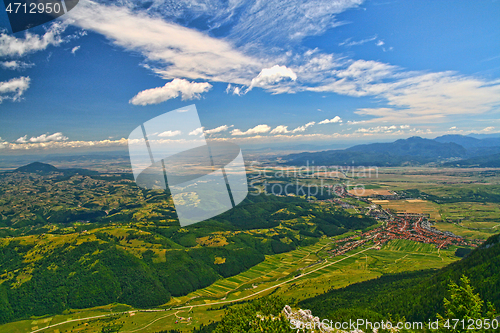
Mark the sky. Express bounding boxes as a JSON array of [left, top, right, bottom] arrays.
[[0, 0, 500, 154]]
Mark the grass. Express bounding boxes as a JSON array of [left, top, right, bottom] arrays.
[[3, 166, 499, 332], [0, 235, 462, 333]]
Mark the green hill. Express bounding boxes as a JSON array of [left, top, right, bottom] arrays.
[[0, 189, 376, 324]]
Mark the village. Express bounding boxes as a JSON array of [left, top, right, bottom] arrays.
[[326, 185, 481, 258]]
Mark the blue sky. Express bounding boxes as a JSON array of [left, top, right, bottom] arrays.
[[0, 0, 499, 154]]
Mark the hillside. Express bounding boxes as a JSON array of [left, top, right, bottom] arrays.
[[299, 233, 500, 322], [0, 167, 376, 324]]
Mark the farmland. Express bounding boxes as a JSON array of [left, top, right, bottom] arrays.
[[0, 164, 499, 332]]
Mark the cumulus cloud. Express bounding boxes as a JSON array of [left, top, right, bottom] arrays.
[[2, 138, 129, 152], [71, 46, 81, 54], [130, 79, 212, 105], [248, 65, 297, 93], [16, 132, 68, 143], [355, 125, 431, 135], [158, 130, 182, 137], [319, 116, 342, 124], [0, 23, 67, 57], [0, 76, 31, 103], [205, 125, 232, 135], [292, 121, 316, 133], [189, 127, 204, 136], [480, 126, 495, 133], [231, 124, 271, 136], [0, 60, 33, 70], [270, 125, 290, 134]]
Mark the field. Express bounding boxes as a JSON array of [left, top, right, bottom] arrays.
[[375, 199, 442, 221], [348, 189, 393, 197], [354, 168, 500, 238], [0, 233, 461, 333], [1, 165, 499, 332]]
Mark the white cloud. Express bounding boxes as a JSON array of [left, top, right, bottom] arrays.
[[319, 116, 342, 124], [1, 138, 129, 152], [224, 0, 364, 44], [231, 124, 271, 136], [355, 125, 431, 135], [339, 35, 377, 47], [16, 132, 68, 143], [0, 76, 30, 103], [0, 23, 67, 57], [304, 58, 500, 124], [248, 65, 297, 92], [376, 40, 385, 47], [189, 127, 204, 136], [67, 2, 262, 84], [71, 46, 81, 54], [0, 60, 33, 70], [449, 126, 457, 130], [205, 125, 232, 135], [270, 125, 290, 134], [292, 121, 316, 133], [158, 130, 182, 137], [103, 0, 363, 47], [480, 126, 495, 133], [225, 84, 243, 96], [129, 79, 212, 105]]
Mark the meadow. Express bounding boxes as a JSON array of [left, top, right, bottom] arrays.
[[0, 233, 461, 333]]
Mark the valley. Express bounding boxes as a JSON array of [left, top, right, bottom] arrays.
[[1, 160, 498, 332]]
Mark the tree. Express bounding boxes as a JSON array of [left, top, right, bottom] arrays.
[[436, 275, 496, 333]]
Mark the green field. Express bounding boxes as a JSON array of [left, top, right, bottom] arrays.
[[1, 166, 498, 332], [0, 234, 462, 333]]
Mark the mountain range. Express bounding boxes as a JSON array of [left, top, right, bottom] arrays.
[[284, 135, 500, 167]]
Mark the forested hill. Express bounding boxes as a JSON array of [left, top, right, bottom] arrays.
[[14, 162, 59, 174], [299, 233, 500, 323], [0, 191, 376, 324]]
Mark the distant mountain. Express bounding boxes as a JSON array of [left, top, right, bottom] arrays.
[[11, 162, 99, 176], [284, 137, 467, 166], [14, 162, 59, 174], [435, 134, 500, 149], [347, 136, 466, 156], [467, 132, 500, 140], [434, 135, 485, 148], [434, 134, 500, 161]]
